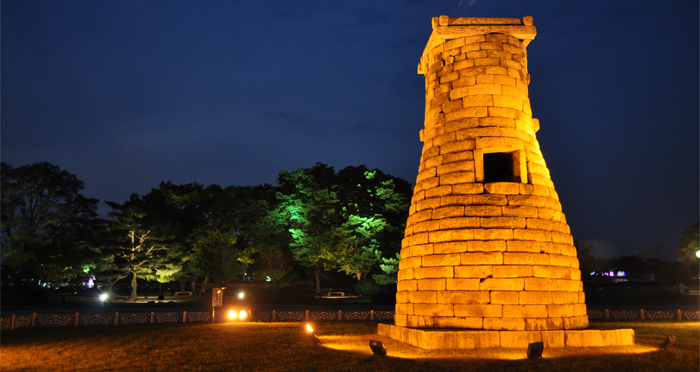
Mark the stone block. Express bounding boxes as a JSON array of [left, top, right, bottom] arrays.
[[440, 140, 479, 155], [475, 74, 494, 84], [443, 150, 475, 163], [564, 329, 603, 347], [415, 177, 440, 193], [502, 205, 538, 218], [417, 278, 447, 291], [547, 304, 574, 318], [503, 304, 548, 318], [525, 278, 582, 292], [474, 57, 500, 66], [445, 117, 480, 132], [423, 253, 461, 267], [540, 242, 563, 255], [425, 185, 453, 198], [475, 136, 523, 151], [532, 265, 571, 279], [493, 75, 516, 86], [407, 232, 429, 246], [574, 304, 587, 317], [442, 100, 463, 113], [434, 316, 483, 329], [526, 218, 554, 231], [453, 183, 484, 194], [439, 71, 460, 83], [492, 265, 533, 278], [437, 161, 474, 176], [541, 330, 566, 347], [462, 94, 494, 107], [472, 194, 508, 205], [492, 95, 522, 110], [454, 304, 502, 317], [429, 229, 473, 243], [600, 329, 635, 346], [563, 315, 589, 329], [484, 182, 521, 195], [396, 303, 414, 315], [487, 50, 512, 59], [548, 254, 571, 267], [479, 278, 524, 291], [467, 240, 507, 252], [415, 198, 441, 211], [466, 50, 489, 59], [550, 291, 578, 304], [439, 217, 481, 230], [410, 244, 434, 256], [440, 194, 473, 207], [433, 241, 468, 254], [452, 76, 476, 88], [444, 278, 481, 291], [393, 315, 407, 327], [412, 219, 441, 233], [474, 228, 513, 240], [409, 290, 437, 304], [444, 37, 466, 51], [500, 331, 542, 348], [518, 291, 552, 306], [483, 317, 525, 331], [464, 205, 503, 216], [506, 240, 541, 252], [481, 216, 526, 229], [490, 291, 519, 304], [398, 268, 414, 281], [399, 256, 421, 270], [479, 41, 503, 50], [414, 303, 454, 317], [454, 265, 492, 278], [431, 206, 465, 219], [438, 290, 489, 304], [513, 228, 552, 242], [414, 266, 454, 279], [504, 252, 550, 265], [552, 231, 573, 244], [444, 107, 488, 121], [396, 291, 409, 303], [461, 252, 504, 265]]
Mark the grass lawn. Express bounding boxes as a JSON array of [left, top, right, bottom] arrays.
[[1, 320, 698, 371]]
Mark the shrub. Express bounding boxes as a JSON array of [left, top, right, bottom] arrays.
[[353, 278, 380, 297]]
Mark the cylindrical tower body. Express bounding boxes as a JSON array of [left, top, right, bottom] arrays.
[[395, 16, 588, 331]]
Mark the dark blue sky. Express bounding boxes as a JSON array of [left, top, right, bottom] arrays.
[[2, 0, 698, 260]]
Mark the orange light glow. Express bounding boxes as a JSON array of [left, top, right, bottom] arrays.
[[305, 324, 314, 333], [228, 310, 237, 319], [239, 310, 247, 319]]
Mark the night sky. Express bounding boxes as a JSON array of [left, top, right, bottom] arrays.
[[2, 1, 698, 260]]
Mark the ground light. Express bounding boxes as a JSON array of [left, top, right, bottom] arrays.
[[237, 292, 245, 300], [369, 340, 387, 357], [99, 294, 108, 302], [228, 310, 248, 321], [527, 342, 544, 359], [305, 324, 321, 345], [660, 336, 676, 351]]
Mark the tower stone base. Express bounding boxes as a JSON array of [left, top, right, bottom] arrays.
[[378, 324, 635, 349]]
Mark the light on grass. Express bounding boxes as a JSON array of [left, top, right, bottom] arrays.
[[660, 335, 676, 351], [239, 310, 247, 320], [369, 340, 387, 357], [527, 342, 544, 359], [305, 324, 320, 345], [228, 310, 237, 320]]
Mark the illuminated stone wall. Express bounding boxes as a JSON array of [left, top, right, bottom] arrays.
[[395, 16, 588, 331]]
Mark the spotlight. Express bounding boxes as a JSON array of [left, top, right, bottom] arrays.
[[527, 342, 544, 359], [369, 340, 387, 357], [99, 294, 108, 302], [305, 324, 320, 345], [238, 292, 245, 300], [660, 336, 676, 351], [228, 310, 237, 319], [239, 310, 247, 320]]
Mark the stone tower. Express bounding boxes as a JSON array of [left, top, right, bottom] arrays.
[[394, 16, 588, 332]]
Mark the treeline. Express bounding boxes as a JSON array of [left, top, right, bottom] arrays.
[[1, 162, 413, 300]]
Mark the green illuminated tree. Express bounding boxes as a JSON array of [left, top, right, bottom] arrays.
[[190, 229, 248, 290]]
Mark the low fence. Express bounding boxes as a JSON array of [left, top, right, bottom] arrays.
[[1, 309, 698, 331]]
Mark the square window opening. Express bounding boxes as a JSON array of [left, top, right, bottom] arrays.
[[484, 152, 515, 183]]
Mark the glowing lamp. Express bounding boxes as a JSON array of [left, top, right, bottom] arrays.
[[99, 294, 108, 302], [305, 324, 320, 345], [228, 310, 237, 319], [696, 250, 700, 258], [369, 340, 386, 357], [660, 335, 676, 350], [239, 310, 247, 319], [527, 342, 544, 359], [237, 292, 245, 300]]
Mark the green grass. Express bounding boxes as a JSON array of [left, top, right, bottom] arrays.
[[1, 320, 698, 371]]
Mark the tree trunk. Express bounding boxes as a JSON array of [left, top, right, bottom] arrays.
[[107, 274, 126, 295], [179, 280, 186, 292], [202, 276, 209, 293], [191, 280, 196, 294], [158, 282, 163, 296], [315, 262, 321, 295], [129, 272, 138, 301]]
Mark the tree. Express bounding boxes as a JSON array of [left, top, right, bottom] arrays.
[[105, 194, 172, 301], [274, 163, 345, 294], [190, 229, 248, 290], [677, 223, 699, 264], [1, 162, 99, 285]]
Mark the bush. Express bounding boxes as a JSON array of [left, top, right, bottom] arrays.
[[655, 262, 692, 285], [353, 278, 380, 297], [370, 292, 396, 305]]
